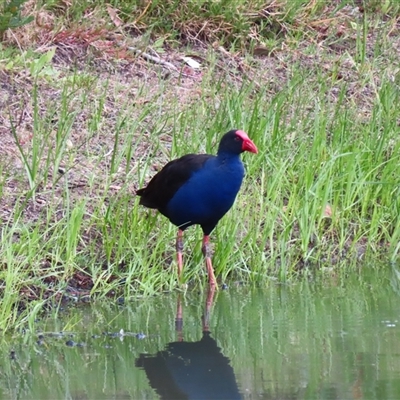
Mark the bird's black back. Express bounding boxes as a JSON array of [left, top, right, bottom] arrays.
[[136, 153, 212, 213]]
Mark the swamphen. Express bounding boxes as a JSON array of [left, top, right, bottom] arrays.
[[136, 129, 258, 287]]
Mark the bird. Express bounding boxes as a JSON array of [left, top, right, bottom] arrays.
[[136, 129, 258, 287]]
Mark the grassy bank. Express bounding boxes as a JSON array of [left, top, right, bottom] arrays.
[[0, 0, 399, 331]]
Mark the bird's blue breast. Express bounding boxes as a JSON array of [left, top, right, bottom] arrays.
[[166, 156, 245, 229]]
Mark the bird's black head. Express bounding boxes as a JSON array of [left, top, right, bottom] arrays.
[[217, 129, 258, 155]]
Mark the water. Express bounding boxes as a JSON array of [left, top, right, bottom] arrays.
[[1, 265, 400, 399]]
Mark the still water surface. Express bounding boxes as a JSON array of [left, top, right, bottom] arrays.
[[1, 265, 400, 399]]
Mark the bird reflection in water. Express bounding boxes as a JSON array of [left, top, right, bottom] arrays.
[[136, 287, 242, 400]]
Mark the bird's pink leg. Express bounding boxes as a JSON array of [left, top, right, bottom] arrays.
[[176, 229, 184, 278], [202, 235, 217, 287]]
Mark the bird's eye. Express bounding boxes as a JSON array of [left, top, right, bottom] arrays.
[[234, 136, 240, 141]]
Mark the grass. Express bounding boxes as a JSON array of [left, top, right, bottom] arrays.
[[0, 0, 399, 331]]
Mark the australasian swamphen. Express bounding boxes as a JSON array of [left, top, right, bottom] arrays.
[[136, 129, 258, 287]]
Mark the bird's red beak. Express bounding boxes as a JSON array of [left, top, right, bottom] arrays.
[[236, 130, 258, 154]]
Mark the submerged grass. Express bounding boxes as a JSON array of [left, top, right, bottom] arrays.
[[0, 0, 399, 331]]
